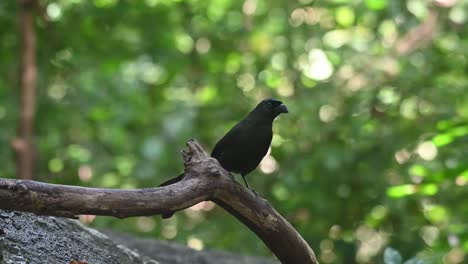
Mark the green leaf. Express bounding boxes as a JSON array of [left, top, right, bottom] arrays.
[[387, 184, 416, 198], [450, 126, 468, 137], [67, 144, 91, 163], [424, 205, 449, 224], [335, 7, 355, 27], [197, 85, 218, 103], [272, 183, 290, 201], [419, 184, 438, 196], [365, 0, 388, 10], [432, 133, 453, 147], [409, 165, 427, 177], [48, 158, 64, 173]]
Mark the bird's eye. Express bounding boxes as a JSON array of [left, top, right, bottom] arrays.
[[266, 102, 273, 108]]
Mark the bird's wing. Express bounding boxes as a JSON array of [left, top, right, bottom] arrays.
[[211, 121, 272, 174], [211, 122, 245, 160]]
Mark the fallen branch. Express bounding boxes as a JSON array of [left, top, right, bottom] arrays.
[[0, 139, 318, 264]]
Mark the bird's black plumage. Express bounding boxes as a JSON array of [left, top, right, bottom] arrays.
[[158, 98, 288, 218], [210, 98, 288, 189]]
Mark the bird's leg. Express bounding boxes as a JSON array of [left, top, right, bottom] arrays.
[[241, 175, 250, 189], [241, 174, 258, 196]]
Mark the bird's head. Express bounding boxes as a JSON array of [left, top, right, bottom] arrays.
[[254, 98, 289, 119]]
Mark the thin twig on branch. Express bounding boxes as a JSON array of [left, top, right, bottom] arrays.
[[0, 139, 318, 264]]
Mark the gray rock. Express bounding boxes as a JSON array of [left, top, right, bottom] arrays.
[[103, 230, 278, 264], [0, 210, 277, 264], [0, 210, 145, 264]]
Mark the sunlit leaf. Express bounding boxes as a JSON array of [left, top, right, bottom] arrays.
[[432, 133, 453, 147], [406, 0, 428, 19], [365, 0, 388, 10], [67, 145, 91, 163], [409, 165, 427, 177], [335, 6, 355, 27], [197, 85, 218, 103], [423, 205, 449, 224], [436, 120, 454, 131], [387, 184, 416, 198], [419, 184, 438, 196], [450, 126, 468, 137], [101, 172, 119, 188], [48, 158, 64, 173]]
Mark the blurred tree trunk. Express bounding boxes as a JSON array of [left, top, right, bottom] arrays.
[[12, 0, 38, 180]]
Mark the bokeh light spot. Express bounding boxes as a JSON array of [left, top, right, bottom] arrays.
[[417, 141, 438, 161], [303, 49, 334, 81]]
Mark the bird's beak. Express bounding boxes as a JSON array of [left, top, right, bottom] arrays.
[[276, 104, 288, 114]]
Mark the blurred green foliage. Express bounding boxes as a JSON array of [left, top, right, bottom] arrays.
[[1, 0, 468, 263]]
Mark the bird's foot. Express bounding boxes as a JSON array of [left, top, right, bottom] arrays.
[[228, 172, 235, 180], [249, 188, 259, 196]]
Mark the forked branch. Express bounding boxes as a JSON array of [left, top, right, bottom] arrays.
[[0, 139, 318, 263]]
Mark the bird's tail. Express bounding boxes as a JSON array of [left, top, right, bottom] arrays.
[[158, 173, 184, 187], [158, 173, 185, 219]]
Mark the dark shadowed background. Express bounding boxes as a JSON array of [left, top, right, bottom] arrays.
[[0, 0, 467, 263]]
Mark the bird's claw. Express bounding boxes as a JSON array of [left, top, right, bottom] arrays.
[[250, 189, 259, 196]]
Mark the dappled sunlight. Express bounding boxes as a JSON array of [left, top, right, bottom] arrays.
[[318, 104, 337, 123], [162, 217, 178, 239], [188, 201, 216, 212], [121, 56, 167, 85], [78, 165, 93, 182], [136, 216, 156, 233], [455, 173, 468, 186], [237, 73, 256, 92], [355, 225, 388, 263], [79, 215, 96, 225], [301, 49, 334, 81], [175, 33, 194, 54], [46, 3, 62, 21], [272, 183, 290, 201], [420, 225, 440, 246], [48, 158, 64, 173], [394, 149, 411, 164], [416, 141, 438, 161], [47, 82, 67, 101], [319, 239, 336, 263], [242, 0, 256, 15], [187, 236, 204, 251], [195, 38, 211, 54], [259, 154, 278, 174], [444, 248, 465, 264], [323, 29, 352, 49]]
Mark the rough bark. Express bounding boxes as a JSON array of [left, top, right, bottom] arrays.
[[0, 139, 318, 264], [12, 0, 38, 180]]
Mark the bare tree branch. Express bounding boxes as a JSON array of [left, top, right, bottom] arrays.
[[395, 7, 439, 56], [0, 139, 318, 264], [12, 0, 38, 180]]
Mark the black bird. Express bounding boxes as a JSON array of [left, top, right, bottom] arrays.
[[159, 98, 288, 217], [210, 98, 288, 189]]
